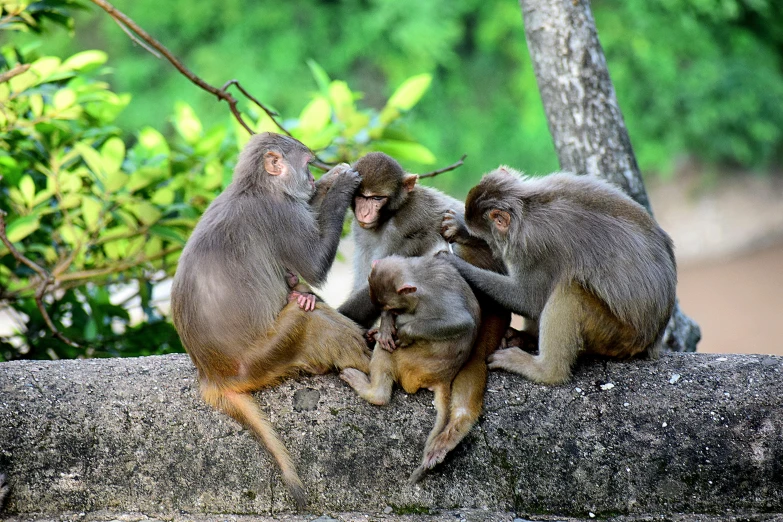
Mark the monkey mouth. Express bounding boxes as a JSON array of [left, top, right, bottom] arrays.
[[357, 220, 378, 229]]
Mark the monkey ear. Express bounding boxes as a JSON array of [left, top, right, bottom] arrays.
[[397, 284, 417, 295], [402, 174, 418, 193], [489, 209, 511, 233], [263, 151, 286, 176]]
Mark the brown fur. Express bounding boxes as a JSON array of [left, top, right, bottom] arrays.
[[338, 153, 511, 479], [340, 255, 480, 482], [170, 133, 370, 508]]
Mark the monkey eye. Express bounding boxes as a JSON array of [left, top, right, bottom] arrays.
[[372, 196, 386, 202]]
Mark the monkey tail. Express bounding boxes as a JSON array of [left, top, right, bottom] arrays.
[[410, 308, 510, 484], [409, 383, 452, 484], [202, 385, 307, 509]]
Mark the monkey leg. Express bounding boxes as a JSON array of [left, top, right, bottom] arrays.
[[409, 382, 452, 484], [200, 382, 306, 509], [488, 283, 583, 385], [297, 302, 372, 374], [419, 308, 509, 474], [340, 346, 395, 406]]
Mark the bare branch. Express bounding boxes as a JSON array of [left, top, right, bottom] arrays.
[[0, 63, 31, 85], [419, 154, 467, 179], [0, 210, 81, 348]]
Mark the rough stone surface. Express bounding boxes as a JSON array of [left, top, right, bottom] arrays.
[[0, 353, 781, 521]]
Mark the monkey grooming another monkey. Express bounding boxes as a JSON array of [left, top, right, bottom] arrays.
[[439, 167, 677, 385], [170, 132, 370, 508], [337, 152, 510, 470], [340, 255, 480, 483]]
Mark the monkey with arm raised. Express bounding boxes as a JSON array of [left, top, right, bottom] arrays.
[[340, 255, 480, 482], [170, 132, 370, 508], [337, 152, 510, 473], [439, 167, 677, 385]]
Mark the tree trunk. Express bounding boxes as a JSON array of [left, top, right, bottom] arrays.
[[519, 0, 701, 352]]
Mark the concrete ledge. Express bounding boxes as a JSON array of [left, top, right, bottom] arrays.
[[0, 353, 781, 520]]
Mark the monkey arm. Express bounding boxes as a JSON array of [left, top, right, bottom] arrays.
[[396, 307, 475, 344], [440, 253, 534, 317], [337, 285, 380, 328], [289, 166, 360, 286]]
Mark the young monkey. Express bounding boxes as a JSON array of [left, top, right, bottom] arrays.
[[340, 255, 481, 483]]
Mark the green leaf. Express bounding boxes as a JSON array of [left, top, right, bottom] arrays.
[[372, 140, 436, 165], [61, 50, 108, 72], [74, 142, 104, 178], [150, 225, 187, 244], [30, 94, 44, 117], [81, 196, 103, 231], [194, 125, 227, 156], [53, 88, 76, 110], [173, 101, 203, 144], [101, 136, 125, 174], [6, 215, 39, 242], [307, 59, 331, 95], [9, 70, 37, 94], [386, 74, 432, 111], [136, 127, 170, 157], [19, 175, 35, 207], [127, 167, 166, 193], [379, 73, 433, 125], [29, 57, 61, 82], [151, 187, 175, 206], [297, 96, 332, 135], [126, 201, 162, 226]]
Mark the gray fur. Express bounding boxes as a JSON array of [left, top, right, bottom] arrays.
[[171, 133, 359, 374], [446, 168, 677, 349]]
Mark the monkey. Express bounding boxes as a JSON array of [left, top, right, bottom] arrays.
[[170, 132, 371, 508], [336, 152, 510, 472], [437, 167, 677, 385], [340, 255, 480, 483]]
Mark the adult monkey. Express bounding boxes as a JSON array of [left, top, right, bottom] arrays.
[[337, 152, 509, 473], [438, 167, 677, 385], [171, 132, 370, 508]]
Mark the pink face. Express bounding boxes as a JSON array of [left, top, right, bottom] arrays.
[[354, 193, 388, 229]]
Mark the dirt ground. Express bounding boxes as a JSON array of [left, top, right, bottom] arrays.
[[648, 172, 783, 355]]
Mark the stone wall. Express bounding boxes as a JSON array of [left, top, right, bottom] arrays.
[[0, 353, 780, 520]]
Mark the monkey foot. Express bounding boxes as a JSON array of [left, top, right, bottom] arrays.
[[487, 347, 530, 373], [339, 368, 370, 390]]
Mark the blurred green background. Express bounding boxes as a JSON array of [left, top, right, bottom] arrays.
[[2, 0, 782, 360], [14, 0, 783, 192]]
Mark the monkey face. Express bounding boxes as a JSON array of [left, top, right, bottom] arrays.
[[354, 193, 388, 229]]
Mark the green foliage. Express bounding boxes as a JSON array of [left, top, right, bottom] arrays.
[[0, 41, 237, 360], [0, 8, 434, 360], [21, 0, 781, 187]]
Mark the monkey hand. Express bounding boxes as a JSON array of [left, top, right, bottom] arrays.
[[365, 328, 379, 345], [374, 328, 397, 352], [327, 163, 361, 191], [288, 290, 317, 312], [441, 209, 467, 243]]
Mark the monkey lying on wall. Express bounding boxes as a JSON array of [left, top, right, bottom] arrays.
[[340, 255, 481, 483], [338, 152, 510, 468], [171, 133, 370, 508], [439, 167, 677, 385]]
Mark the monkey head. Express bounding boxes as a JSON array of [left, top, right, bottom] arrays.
[[235, 132, 316, 200], [352, 152, 418, 230], [465, 166, 522, 246], [368, 255, 419, 314]]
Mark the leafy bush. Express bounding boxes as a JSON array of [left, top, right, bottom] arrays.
[[0, 4, 435, 360]]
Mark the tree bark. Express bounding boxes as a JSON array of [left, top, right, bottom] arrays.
[[519, 0, 701, 352]]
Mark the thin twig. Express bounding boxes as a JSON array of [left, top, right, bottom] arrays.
[[111, 17, 161, 58], [0, 63, 31, 84], [0, 210, 81, 348], [89, 0, 266, 136], [419, 154, 467, 179]]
